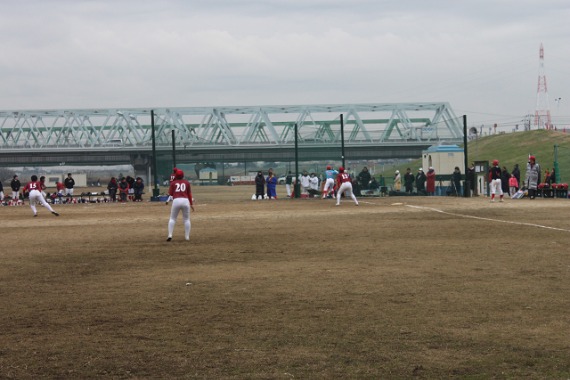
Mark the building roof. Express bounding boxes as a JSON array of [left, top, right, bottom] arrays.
[[424, 144, 463, 153]]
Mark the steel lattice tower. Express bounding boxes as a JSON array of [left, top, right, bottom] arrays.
[[535, 43, 551, 129]]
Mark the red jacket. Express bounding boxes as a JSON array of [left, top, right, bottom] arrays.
[[426, 170, 436, 192]]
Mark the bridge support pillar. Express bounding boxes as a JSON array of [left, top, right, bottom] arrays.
[[130, 154, 152, 186]]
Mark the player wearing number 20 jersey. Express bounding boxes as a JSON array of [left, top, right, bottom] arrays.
[[166, 170, 195, 242]]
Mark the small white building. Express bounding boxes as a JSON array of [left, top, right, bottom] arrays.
[[198, 168, 218, 184], [422, 145, 464, 175], [44, 173, 87, 188], [422, 145, 465, 195]]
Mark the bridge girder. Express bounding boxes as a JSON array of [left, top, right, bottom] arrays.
[[0, 103, 463, 152]]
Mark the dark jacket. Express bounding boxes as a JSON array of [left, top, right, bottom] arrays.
[[358, 169, 371, 189], [511, 165, 520, 185], [501, 169, 510, 193], [11, 178, 21, 191], [118, 180, 129, 193], [255, 173, 265, 197], [132, 179, 144, 194], [64, 177, 75, 189], [466, 166, 476, 191], [107, 179, 118, 192], [452, 170, 462, 188], [404, 172, 415, 191], [415, 172, 426, 192]]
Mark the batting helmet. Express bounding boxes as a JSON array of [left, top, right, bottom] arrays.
[[492, 159, 499, 166], [338, 167, 345, 173], [175, 170, 184, 179], [326, 165, 332, 170]]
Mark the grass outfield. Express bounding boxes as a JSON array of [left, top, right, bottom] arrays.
[[2, 186, 570, 378]]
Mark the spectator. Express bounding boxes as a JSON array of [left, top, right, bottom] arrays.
[[393, 170, 401, 192], [415, 168, 426, 194], [550, 167, 556, 184], [118, 177, 130, 202], [357, 167, 371, 190], [0, 179, 4, 202], [508, 174, 518, 197], [352, 177, 362, 196], [501, 166, 510, 195], [299, 171, 310, 196], [404, 168, 414, 194], [266, 170, 277, 199], [285, 171, 293, 198], [308, 173, 319, 197], [107, 177, 118, 202], [369, 177, 379, 191], [64, 173, 75, 197], [466, 163, 476, 196], [525, 155, 541, 200], [452, 166, 462, 196], [126, 176, 135, 201], [11, 175, 21, 201], [544, 168, 551, 185], [511, 164, 521, 190], [132, 177, 145, 202], [426, 167, 436, 196], [254, 171, 265, 200]]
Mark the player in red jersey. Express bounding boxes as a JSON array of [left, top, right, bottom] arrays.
[[56, 181, 65, 196], [169, 167, 178, 183], [23, 175, 60, 217], [165, 170, 195, 241], [335, 167, 359, 206], [39, 175, 47, 197]]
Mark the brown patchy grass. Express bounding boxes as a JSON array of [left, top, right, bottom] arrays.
[[2, 186, 570, 379]]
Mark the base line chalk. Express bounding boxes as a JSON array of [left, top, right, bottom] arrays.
[[405, 204, 570, 233]]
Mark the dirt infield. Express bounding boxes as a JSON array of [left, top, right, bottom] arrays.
[[2, 186, 570, 378]]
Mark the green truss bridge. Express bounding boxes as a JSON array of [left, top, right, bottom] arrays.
[[0, 102, 463, 168]]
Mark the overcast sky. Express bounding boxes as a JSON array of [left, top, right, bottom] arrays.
[[1, 0, 569, 127]]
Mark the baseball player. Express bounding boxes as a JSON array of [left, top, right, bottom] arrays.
[[165, 169, 195, 241], [169, 167, 178, 183], [335, 167, 359, 206], [11, 175, 21, 202], [64, 173, 75, 197], [39, 176, 47, 198], [23, 175, 60, 217], [322, 165, 338, 198], [488, 159, 504, 202]]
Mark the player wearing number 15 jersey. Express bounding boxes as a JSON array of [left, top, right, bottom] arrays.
[[166, 170, 195, 242], [23, 175, 60, 217]]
